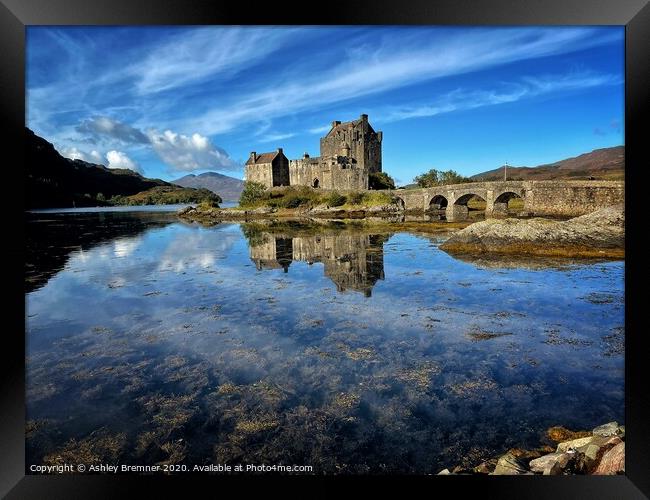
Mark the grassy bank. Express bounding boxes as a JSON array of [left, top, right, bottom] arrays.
[[239, 184, 398, 210]]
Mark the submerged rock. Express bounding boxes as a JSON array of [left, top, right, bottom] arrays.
[[440, 205, 624, 258]]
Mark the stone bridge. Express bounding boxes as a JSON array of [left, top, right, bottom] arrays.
[[385, 180, 624, 219]]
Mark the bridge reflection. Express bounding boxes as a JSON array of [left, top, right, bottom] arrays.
[[245, 226, 388, 297]]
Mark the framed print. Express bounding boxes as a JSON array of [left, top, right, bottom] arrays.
[[2, 0, 649, 497]]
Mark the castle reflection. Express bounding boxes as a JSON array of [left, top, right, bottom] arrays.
[[247, 230, 388, 297]]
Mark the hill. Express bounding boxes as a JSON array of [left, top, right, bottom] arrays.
[[172, 172, 245, 201], [25, 128, 220, 208], [471, 146, 624, 181]]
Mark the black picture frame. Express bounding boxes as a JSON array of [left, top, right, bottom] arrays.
[[2, 0, 648, 497]]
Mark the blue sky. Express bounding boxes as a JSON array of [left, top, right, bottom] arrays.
[[26, 26, 624, 185]]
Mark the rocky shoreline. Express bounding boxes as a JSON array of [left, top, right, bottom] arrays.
[[440, 205, 624, 259], [177, 203, 402, 223], [438, 421, 625, 475], [178, 204, 625, 259]]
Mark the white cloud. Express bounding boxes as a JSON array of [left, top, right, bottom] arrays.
[[106, 150, 142, 173], [147, 129, 240, 172], [77, 116, 149, 144], [89, 150, 104, 163], [60, 146, 87, 161]]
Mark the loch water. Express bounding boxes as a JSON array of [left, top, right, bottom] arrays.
[[25, 208, 624, 473]]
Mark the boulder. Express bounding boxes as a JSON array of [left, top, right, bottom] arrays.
[[529, 453, 570, 474], [574, 436, 623, 473], [592, 422, 625, 438], [556, 436, 593, 453], [491, 452, 529, 475], [593, 442, 625, 475]]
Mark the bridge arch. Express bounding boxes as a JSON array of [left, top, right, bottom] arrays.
[[428, 194, 448, 210], [493, 191, 524, 215], [454, 193, 486, 209]]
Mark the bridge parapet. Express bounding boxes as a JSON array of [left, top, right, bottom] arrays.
[[388, 180, 624, 217]]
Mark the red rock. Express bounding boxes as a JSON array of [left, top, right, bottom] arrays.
[[593, 442, 625, 475]]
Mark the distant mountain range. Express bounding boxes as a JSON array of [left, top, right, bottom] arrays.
[[172, 172, 245, 201], [471, 146, 624, 181], [25, 128, 219, 209]]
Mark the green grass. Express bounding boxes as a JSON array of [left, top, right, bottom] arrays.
[[238, 185, 400, 210]]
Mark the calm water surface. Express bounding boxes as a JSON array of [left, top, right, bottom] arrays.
[[25, 209, 624, 473]]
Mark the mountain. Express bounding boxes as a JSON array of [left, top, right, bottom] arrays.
[[25, 127, 219, 209], [172, 172, 245, 201], [470, 146, 624, 181]]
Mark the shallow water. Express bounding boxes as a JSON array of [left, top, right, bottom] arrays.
[[25, 210, 624, 474]]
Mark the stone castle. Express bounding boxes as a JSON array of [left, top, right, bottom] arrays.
[[244, 114, 382, 191]]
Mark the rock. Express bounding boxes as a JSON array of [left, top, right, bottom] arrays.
[[593, 442, 625, 475], [473, 461, 495, 474], [529, 453, 569, 474], [556, 436, 593, 453], [491, 452, 529, 475], [575, 436, 623, 473], [592, 422, 624, 438], [546, 452, 577, 475], [437, 468, 451, 475], [440, 205, 624, 257], [177, 206, 196, 215]]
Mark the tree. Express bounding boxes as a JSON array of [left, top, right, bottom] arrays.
[[239, 181, 268, 207], [438, 170, 469, 185], [414, 168, 469, 187], [414, 169, 440, 188], [369, 171, 396, 190]]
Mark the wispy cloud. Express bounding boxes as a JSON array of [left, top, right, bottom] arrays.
[[379, 72, 622, 123], [132, 27, 297, 95], [27, 26, 624, 179], [257, 132, 296, 143], [191, 27, 621, 135], [308, 125, 331, 135]]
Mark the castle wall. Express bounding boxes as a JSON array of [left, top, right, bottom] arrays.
[[245, 162, 274, 188], [289, 158, 368, 190]]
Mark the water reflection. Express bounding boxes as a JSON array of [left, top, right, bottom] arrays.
[[25, 211, 176, 292], [247, 230, 388, 296], [25, 212, 624, 474]]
